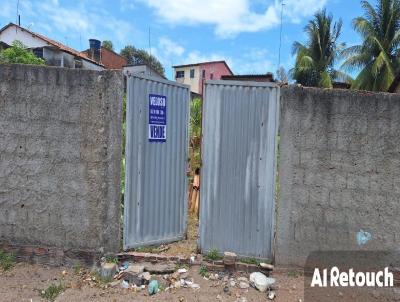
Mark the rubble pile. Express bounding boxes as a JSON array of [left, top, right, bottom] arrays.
[[89, 251, 277, 299]]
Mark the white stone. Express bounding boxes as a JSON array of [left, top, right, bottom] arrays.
[[249, 272, 275, 292]]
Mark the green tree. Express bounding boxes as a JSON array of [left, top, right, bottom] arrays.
[[291, 10, 348, 88], [120, 45, 165, 77], [0, 41, 45, 65], [102, 40, 113, 51], [189, 98, 202, 172], [342, 0, 400, 91]]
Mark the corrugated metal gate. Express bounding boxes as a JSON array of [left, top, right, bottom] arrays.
[[124, 74, 190, 249], [199, 80, 280, 260]]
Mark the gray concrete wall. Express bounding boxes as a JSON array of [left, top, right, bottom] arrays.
[[0, 64, 122, 254], [276, 86, 400, 266]]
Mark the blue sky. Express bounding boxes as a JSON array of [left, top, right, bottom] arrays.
[[0, 0, 365, 79]]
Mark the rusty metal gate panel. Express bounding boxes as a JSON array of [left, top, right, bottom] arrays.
[[124, 74, 190, 249], [199, 80, 280, 260]]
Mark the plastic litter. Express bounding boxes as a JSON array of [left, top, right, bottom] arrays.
[[121, 280, 129, 289], [148, 280, 159, 295], [357, 229, 372, 246]]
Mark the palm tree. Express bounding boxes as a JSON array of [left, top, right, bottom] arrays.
[[342, 0, 400, 91], [291, 9, 347, 88]]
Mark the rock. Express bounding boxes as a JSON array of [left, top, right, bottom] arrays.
[[138, 272, 151, 282], [144, 263, 176, 274], [180, 273, 189, 279], [249, 272, 275, 292], [239, 282, 250, 289], [223, 286, 230, 294], [236, 297, 247, 302], [230, 280, 236, 287], [224, 252, 237, 265], [260, 263, 274, 270], [121, 272, 143, 286], [268, 291, 276, 300], [237, 277, 248, 283], [217, 294, 222, 300], [178, 268, 187, 274], [126, 264, 144, 274], [100, 263, 117, 280]]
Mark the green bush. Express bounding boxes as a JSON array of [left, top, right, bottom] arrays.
[[0, 41, 45, 65]]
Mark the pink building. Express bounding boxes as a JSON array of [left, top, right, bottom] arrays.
[[173, 60, 233, 95]]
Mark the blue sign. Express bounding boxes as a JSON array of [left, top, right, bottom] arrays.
[[148, 94, 167, 142]]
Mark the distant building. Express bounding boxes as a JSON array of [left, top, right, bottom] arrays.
[[0, 23, 103, 70], [123, 63, 165, 79], [173, 60, 233, 94], [221, 73, 275, 82], [81, 41, 127, 69]]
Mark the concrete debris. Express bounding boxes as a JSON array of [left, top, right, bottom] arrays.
[[144, 263, 176, 274], [268, 291, 276, 300], [121, 272, 143, 286], [223, 252, 237, 265], [138, 272, 151, 282], [100, 263, 117, 280], [237, 277, 248, 283], [260, 263, 274, 271], [126, 264, 145, 274], [239, 281, 250, 289], [249, 272, 275, 292]]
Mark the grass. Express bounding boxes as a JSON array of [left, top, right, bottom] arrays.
[[105, 255, 118, 264], [91, 271, 113, 284], [239, 257, 260, 265], [199, 265, 209, 278], [40, 282, 64, 302], [73, 264, 82, 274], [287, 270, 299, 278], [0, 250, 15, 271], [204, 249, 222, 261]]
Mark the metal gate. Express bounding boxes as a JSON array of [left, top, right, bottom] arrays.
[[124, 74, 190, 249], [199, 80, 280, 260]]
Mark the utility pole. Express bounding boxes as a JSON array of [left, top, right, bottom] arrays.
[[278, 1, 285, 71], [16, 0, 20, 26], [148, 27, 152, 76]]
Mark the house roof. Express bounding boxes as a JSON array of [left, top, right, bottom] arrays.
[[173, 60, 233, 75], [0, 23, 104, 67], [388, 74, 400, 93], [221, 73, 274, 79]]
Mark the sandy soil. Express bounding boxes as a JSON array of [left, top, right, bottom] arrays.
[[0, 263, 304, 302]]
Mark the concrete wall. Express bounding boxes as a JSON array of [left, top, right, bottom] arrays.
[[0, 64, 123, 255], [276, 86, 400, 266]]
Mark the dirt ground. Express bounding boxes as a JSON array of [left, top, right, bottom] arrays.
[[0, 263, 304, 302]]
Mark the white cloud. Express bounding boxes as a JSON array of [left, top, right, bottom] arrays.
[[136, 0, 327, 37], [159, 37, 185, 57], [120, 0, 136, 11]]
